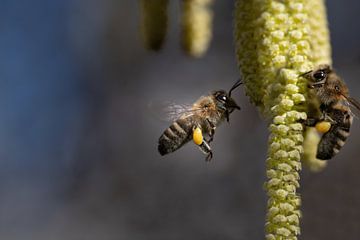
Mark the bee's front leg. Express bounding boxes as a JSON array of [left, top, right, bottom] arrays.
[[193, 126, 213, 161], [302, 118, 319, 127]]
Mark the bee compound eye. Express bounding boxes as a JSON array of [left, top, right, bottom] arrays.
[[313, 71, 326, 81], [335, 85, 340, 92], [217, 95, 227, 102]]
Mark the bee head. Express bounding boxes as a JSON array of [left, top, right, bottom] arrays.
[[301, 64, 349, 106], [212, 79, 242, 122], [300, 64, 332, 85]]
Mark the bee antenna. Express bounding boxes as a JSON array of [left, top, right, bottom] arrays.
[[299, 70, 312, 77], [229, 78, 243, 97]]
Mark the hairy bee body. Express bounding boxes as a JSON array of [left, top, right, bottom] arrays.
[[158, 80, 242, 161], [302, 65, 360, 160], [316, 102, 353, 160], [158, 116, 196, 155], [158, 95, 227, 158]]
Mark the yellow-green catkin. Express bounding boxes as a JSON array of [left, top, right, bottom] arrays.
[[235, 0, 331, 238], [140, 0, 169, 50], [181, 0, 214, 57], [302, 0, 331, 171], [308, 0, 332, 65]]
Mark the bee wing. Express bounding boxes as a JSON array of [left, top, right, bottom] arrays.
[[163, 102, 206, 121], [148, 101, 202, 122], [348, 97, 360, 111], [343, 96, 360, 116]]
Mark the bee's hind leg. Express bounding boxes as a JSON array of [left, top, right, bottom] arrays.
[[192, 126, 213, 161], [301, 116, 333, 134]]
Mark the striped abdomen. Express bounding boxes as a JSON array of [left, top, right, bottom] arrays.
[[158, 117, 194, 155], [317, 108, 353, 160]]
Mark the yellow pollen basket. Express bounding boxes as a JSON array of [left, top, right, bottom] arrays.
[[193, 127, 203, 145], [315, 121, 332, 133]]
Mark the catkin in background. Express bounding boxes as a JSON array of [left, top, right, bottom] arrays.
[[140, 0, 169, 50], [181, 0, 214, 57]]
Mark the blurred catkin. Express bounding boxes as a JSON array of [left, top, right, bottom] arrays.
[[140, 0, 169, 50], [181, 0, 214, 57], [234, 0, 331, 238]]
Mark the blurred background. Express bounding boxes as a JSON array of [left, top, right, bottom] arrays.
[[1, 0, 360, 239]]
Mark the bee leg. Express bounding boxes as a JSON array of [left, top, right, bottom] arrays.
[[205, 150, 213, 162], [322, 113, 336, 124], [208, 129, 215, 143], [192, 126, 213, 161], [206, 119, 216, 143], [199, 140, 213, 162], [302, 116, 333, 134], [302, 118, 319, 127], [301, 112, 333, 126]]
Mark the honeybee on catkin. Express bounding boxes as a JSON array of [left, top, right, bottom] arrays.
[[301, 64, 360, 160], [158, 80, 242, 161]]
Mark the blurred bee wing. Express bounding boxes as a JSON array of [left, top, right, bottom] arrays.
[[348, 97, 360, 111], [148, 101, 201, 122], [163, 103, 195, 121], [343, 96, 360, 113]]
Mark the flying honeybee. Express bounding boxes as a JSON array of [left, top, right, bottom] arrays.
[[301, 64, 360, 160], [158, 80, 242, 161]]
